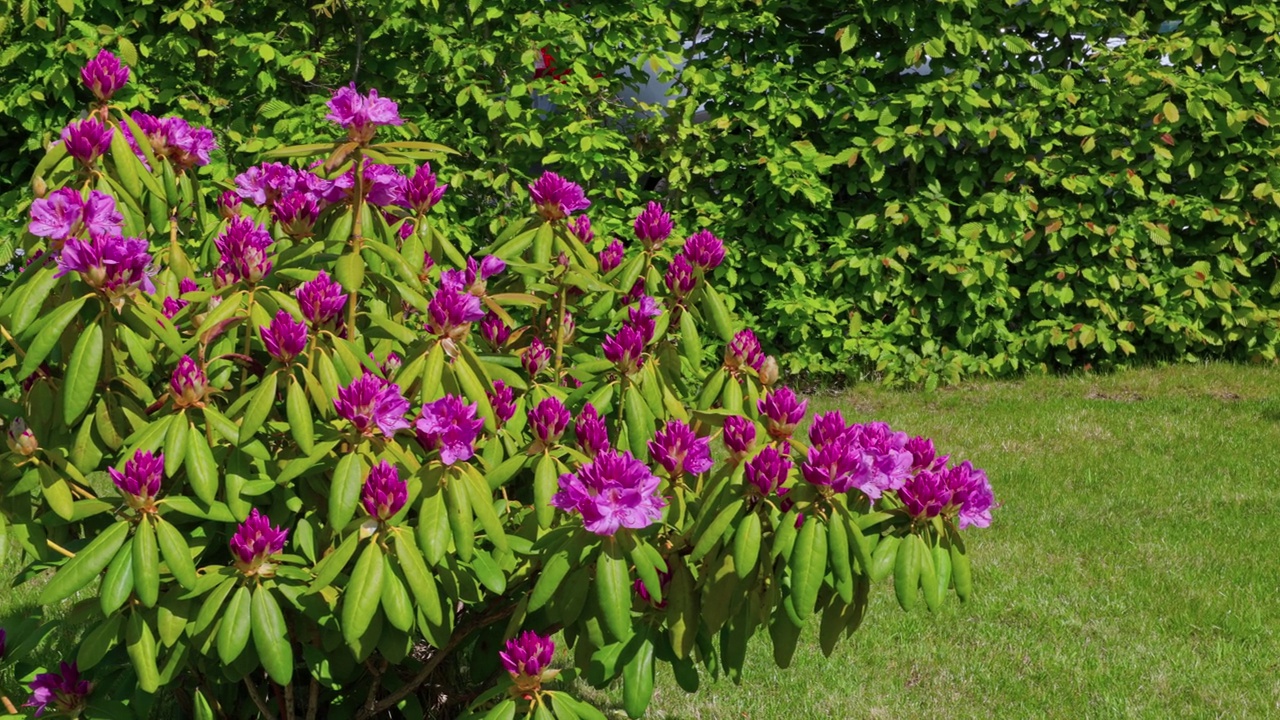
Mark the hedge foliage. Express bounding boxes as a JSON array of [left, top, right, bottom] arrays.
[[1, 0, 1278, 384]]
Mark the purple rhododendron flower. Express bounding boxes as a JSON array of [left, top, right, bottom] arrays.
[[665, 254, 697, 297], [500, 631, 555, 680], [403, 163, 447, 213], [230, 508, 288, 575], [272, 191, 320, 238], [725, 329, 765, 372], [758, 386, 807, 440], [551, 449, 666, 535], [603, 325, 645, 375], [568, 214, 594, 243], [628, 295, 662, 344], [907, 435, 947, 472], [648, 420, 714, 478], [25, 661, 91, 718], [415, 395, 485, 465], [683, 229, 725, 269], [326, 83, 403, 143], [946, 460, 996, 529], [522, 336, 552, 377], [808, 411, 851, 449], [746, 445, 792, 497], [847, 422, 913, 494], [259, 310, 308, 363], [296, 271, 347, 330], [479, 312, 510, 348], [218, 190, 242, 219], [362, 460, 407, 522], [488, 380, 517, 427], [131, 112, 216, 171], [109, 449, 164, 508], [29, 188, 123, 247], [214, 216, 273, 285], [170, 355, 206, 408], [599, 238, 625, 272], [334, 374, 411, 437], [529, 171, 590, 221], [426, 283, 485, 342], [575, 402, 610, 458], [234, 162, 300, 207], [57, 234, 155, 297], [61, 118, 113, 165], [633, 201, 673, 249], [801, 441, 874, 496], [357, 163, 406, 206], [528, 396, 570, 446], [81, 49, 129, 100], [722, 415, 757, 459], [898, 469, 952, 520]]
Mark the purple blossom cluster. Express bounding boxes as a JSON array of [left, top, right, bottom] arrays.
[[426, 282, 485, 343], [500, 631, 555, 682], [551, 449, 666, 535], [598, 238, 625, 273], [326, 83, 403, 143], [362, 460, 408, 522], [61, 117, 113, 166], [528, 397, 570, 447], [170, 355, 207, 408], [56, 232, 154, 299], [758, 386, 808, 441], [25, 661, 91, 718], [128, 111, 216, 172], [522, 337, 552, 377], [898, 460, 996, 529], [259, 310, 309, 363], [29, 188, 123, 250], [725, 329, 765, 372], [488, 380, 517, 427], [568, 214, 593, 243], [575, 403, 610, 458], [648, 420, 714, 478], [334, 374, 411, 438], [296, 271, 347, 331], [213, 216, 274, 286], [109, 450, 164, 509], [722, 416, 757, 461], [230, 508, 289, 575], [480, 312, 510, 348], [529, 171, 590, 221], [81, 49, 129, 101], [745, 445, 792, 497], [633, 202, 673, 250], [415, 395, 485, 465]]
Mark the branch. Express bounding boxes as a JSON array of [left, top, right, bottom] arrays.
[[359, 602, 518, 719], [243, 676, 278, 720]]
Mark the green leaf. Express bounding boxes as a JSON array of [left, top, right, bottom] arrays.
[[126, 611, 160, 693], [894, 532, 921, 611], [342, 542, 385, 647], [217, 586, 253, 664], [700, 285, 735, 343], [5, 265, 60, 336], [416, 483, 450, 565], [184, 421, 218, 504], [132, 516, 160, 608], [18, 296, 87, 381], [380, 555, 415, 631], [286, 375, 314, 454], [621, 630, 656, 719], [393, 532, 443, 625], [691, 499, 743, 562], [238, 370, 278, 444], [252, 585, 294, 685], [308, 531, 360, 593], [40, 520, 130, 604], [329, 453, 365, 529], [156, 517, 197, 590], [462, 466, 508, 552], [533, 453, 558, 529], [788, 515, 827, 620], [77, 613, 122, 670], [732, 511, 762, 580], [445, 473, 475, 562], [99, 537, 135, 615], [163, 413, 188, 478], [596, 541, 632, 641]]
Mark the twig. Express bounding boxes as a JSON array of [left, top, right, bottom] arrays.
[[47, 539, 76, 558], [243, 676, 278, 720], [359, 603, 518, 719], [283, 680, 295, 720], [305, 677, 320, 720], [2, 695, 18, 714]]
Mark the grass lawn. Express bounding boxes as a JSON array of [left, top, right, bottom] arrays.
[[587, 363, 1280, 718], [4, 364, 1279, 717]]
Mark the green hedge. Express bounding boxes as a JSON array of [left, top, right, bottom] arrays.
[[2, 0, 1278, 384]]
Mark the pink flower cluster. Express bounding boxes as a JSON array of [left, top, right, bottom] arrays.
[[551, 449, 666, 535]]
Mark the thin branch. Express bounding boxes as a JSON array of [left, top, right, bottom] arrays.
[[305, 677, 320, 720], [243, 676, 278, 720]]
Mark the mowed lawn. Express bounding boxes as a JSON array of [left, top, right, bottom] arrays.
[[3, 365, 1279, 717], [598, 364, 1280, 719]]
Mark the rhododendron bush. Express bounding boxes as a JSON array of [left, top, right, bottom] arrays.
[[0, 54, 996, 719]]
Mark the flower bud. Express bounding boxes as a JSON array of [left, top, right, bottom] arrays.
[[6, 417, 38, 456], [170, 355, 207, 408], [759, 355, 779, 386]]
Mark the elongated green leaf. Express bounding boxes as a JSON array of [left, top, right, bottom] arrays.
[[77, 613, 122, 670], [40, 520, 130, 604], [126, 611, 160, 693], [184, 422, 218, 504], [309, 530, 360, 593], [894, 533, 920, 612], [18, 297, 87, 380], [342, 542, 385, 647], [217, 586, 253, 664], [163, 413, 188, 478], [869, 533, 899, 583], [133, 517, 160, 608], [949, 529, 972, 602], [533, 453, 558, 529], [789, 516, 827, 620], [393, 532, 442, 625], [623, 386, 654, 461], [238, 371, 278, 444], [100, 537, 135, 615], [529, 544, 572, 612], [286, 376, 314, 454], [252, 586, 294, 685], [621, 630, 656, 719], [109, 125, 144, 199], [691, 499, 743, 562], [193, 576, 237, 636], [596, 541, 632, 641], [156, 517, 197, 589], [329, 453, 364, 529], [5, 265, 59, 336], [380, 555, 415, 631], [444, 474, 474, 562], [416, 485, 449, 566], [920, 534, 941, 612], [828, 509, 854, 603], [732, 511, 762, 581]]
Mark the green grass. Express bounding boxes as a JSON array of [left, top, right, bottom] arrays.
[[5, 364, 1280, 717], [586, 363, 1280, 718]]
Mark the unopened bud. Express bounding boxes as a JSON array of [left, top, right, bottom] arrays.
[[759, 356, 779, 386], [32, 176, 48, 199], [6, 417, 38, 456]]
